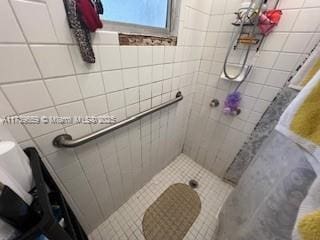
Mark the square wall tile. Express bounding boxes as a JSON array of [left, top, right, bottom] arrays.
[[262, 33, 288, 51], [46, 150, 78, 171], [6, 124, 30, 142], [31, 45, 74, 78], [45, 0, 73, 44], [120, 46, 138, 68], [57, 101, 87, 117], [126, 103, 139, 116], [103, 70, 124, 93], [0, 45, 41, 83], [152, 65, 164, 82], [216, 33, 232, 48], [110, 108, 126, 122], [254, 99, 270, 113], [2, 80, 53, 113], [0, 0, 25, 43], [0, 90, 15, 117], [45, 76, 82, 104], [248, 68, 270, 84], [153, 46, 164, 65], [255, 51, 279, 68], [24, 107, 62, 137], [221, 14, 236, 32], [138, 47, 153, 66], [92, 31, 119, 45], [304, 0, 320, 7], [278, 0, 304, 9], [247, 111, 263, 125], [283, 33, 313, 53], [140, 99, 151, 111], [202, 47, 215, 61], [77, 73, 104, 98], [99, 46, 121, 71], [208, 15, 223, 32], [265, 70, 290, 88], [205, 32, 218, 47], [123, 68, 139, 89], [152, 96, 162, 107], [163, 79, 172, 93], [139, 66, 152, 85], [11, 0, 57, 43], [225, 0, 242, 14], [125, 87, 139, 105], [189, 0, 213, 13], [164, 47, 175, 63], [244, 83, 263, 98], [152, 82, 162, 97], [293, 8, 320, 32], [107, 91, 125, 111], [211, 0, 226, 15], [140, 84, 152, 101], [85, 95, 108, 116], [274, 53, 300, 71], [259, 86, 280, 101]]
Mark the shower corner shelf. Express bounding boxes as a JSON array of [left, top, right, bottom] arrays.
[[220, 64, 250, 82]]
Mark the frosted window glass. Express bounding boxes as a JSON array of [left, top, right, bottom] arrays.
[[101, 0, 169, 28]]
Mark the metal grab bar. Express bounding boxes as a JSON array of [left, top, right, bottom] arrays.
[[53, 91, 183, 148]]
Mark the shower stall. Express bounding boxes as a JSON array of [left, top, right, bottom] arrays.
[[0, 0, 319, 239]]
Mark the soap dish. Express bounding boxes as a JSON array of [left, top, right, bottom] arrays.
[[220, 64, 250, 82]]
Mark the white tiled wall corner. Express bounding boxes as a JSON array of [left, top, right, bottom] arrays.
[[0, 0, 207, 233], [183, 0, 320, 178]]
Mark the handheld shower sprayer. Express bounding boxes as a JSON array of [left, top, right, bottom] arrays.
[[222, 0, 265, 82]]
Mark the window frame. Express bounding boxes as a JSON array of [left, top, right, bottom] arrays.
[[101, 0, 174, 36]]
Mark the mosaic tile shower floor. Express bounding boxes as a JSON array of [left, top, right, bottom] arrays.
[[89, 154, 233, 240]]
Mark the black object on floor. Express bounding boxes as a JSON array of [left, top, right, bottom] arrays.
[[0, 185, 40, 232], [9, 147, 88, 240]]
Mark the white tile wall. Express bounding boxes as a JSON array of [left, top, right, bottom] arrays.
[[77, 73, 105, 98], [2, 80, 53, 113], [0, 45, 41, 83], [3, 0, 317, 235], [31, 45, 75, 77], [45, 76, 82, 105], [0, 0, 209, 234], [11, 0, 57, 43], [0, 0, 25, 43], [99, 46, 122, 71], [183, 0, 320, 178]]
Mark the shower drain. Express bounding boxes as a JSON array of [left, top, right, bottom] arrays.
[[189, 180, 199, 189]]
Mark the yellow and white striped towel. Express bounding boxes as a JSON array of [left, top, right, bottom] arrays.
[[277, 69, 320, 240], [276, 69, 320, 160], [289, 44, 320, 91]]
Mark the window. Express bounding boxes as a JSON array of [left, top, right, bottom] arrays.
[[101, 0, 172, 34]]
